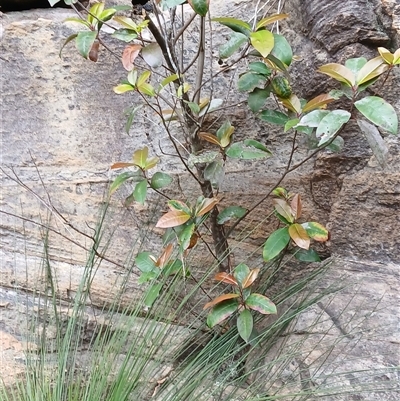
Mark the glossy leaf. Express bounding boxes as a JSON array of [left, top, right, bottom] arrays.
[[113, 16, 139, 31], [198, 98, 224, 117], [297, 110, 330, 128], [270, 33, 292, 67], [150, 172, 173, 189], [198, 132, 221, 146], [203, 293, 240, 309], [302, 94, 335, 113], [226, 140, 272, 159], [196, 197, 219, 216], [110, 162, 136, 169], [272, 187, 288, 198], [284, 118, 299, 132], [59, 33, 78, 58], [356, 56, 389, 86], [237, 309, 253, 343], [290, 194, 302, 220], [237, 72, 265, 92], [246, 293, 277, 314], [206, 299, 239, 328], [142, 43, 163, 68], [263, 226, 290, 261], [179, 223, 196, 251], [255, 13, 288, 30], [164, 259, 184, 276], [156, 210, 191, 228], [259, 109, 289, 125], [188, 0, 209, 16], [248, 88, 270, 112], [109, 171, 140, 195], [217, 121, 235, 147], [318, 63, 355, 87], [233, 263, 250, 286], [168, 200, 191, 214], [133, 147, 148, 168], [113, 84, 134, 94], [273, 199, 294, 223], [76, 31, 97, 59], [219, 32, 248, 59], [289, 223, 310, 250], [122, 44, 142, 71], [144, 283, 163, 308], [138, 271, 158, 284], [135, 252, 157, 273], [217, 206, 247, 224], [354, 96, 398, 135], [133, 180, 147, 205], [345, 57, 367, 75], [112, 29, 137, 42], [279, 94, 302, 114], [248, 62, 271, 76], [214, 272, 239, 286], [378, 47, 394, 64], [250, 30, 274, 58], [212, 17, 251, 36], [301, 222, 329, 242], [294, 248, 321, 262], [242, 268, 260, 289], [357, 119, 388, 168], [138, 83, 156, 97], [316, 110, 351, 146]]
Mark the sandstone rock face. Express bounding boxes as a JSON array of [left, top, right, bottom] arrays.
[[0, 0, 399, 399]]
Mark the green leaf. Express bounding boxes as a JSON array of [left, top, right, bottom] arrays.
[[188, 0, 209, 16], [216, 121, 235, 146], [212, 17, 251, 36], [59, 33, 78, 58], [163, 259, 184, 276], [284, 118, 300, 132], [135, 252, 157, 273], [76, 31, 97, 59], [259, 109, 289, 125], [248, 62, 271, 76], [248, 88, 270, 113], [246, 293, 277, 314], [109, 171, 141, 195], [316, 110, 351, 146], [150, 172, 173, 190], [124, 105, 142, 134], [354, 96, 398, 135], [357, 119, 388, 168], [294, 248, 321, 262], [207, 299, 239, 328], [250, 30, 274, 58], [301, 222, 329, 242], [297, 110, 330, 128], [133, 179, 147, 205], [237, 72, 265, 92], [142, 43, 163, 68], [185, 101, 201, 114], [266, 54, 289, 74], [138, 271, 159, 284], [217, 206, 247, 225], [188, 151, 219, 168], [219, 32, 248, 59], [113, 84, 135, 94], [204, 160, 225, 188], [226, 139, 272, 160], [178, 223, 195, 251], [263, 226, 290, 261], [345, 57, 367, 76], [271, 33, 292, 66], [144, 283, 163, 308], [233, 263, 250, 286], [326, 135, 344, 152], [237, 309, 253, 343]]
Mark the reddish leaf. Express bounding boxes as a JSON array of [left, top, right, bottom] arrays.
[[88, 39, 100, 62], [122, 44, 142, 71], [156, 210, 191, 228], [110, 162, 136, 169], [196, 197, 219, 216], [273, 199, 294, 223], [199, 132, 221, 146], [288, 223, 310, 250], [214, 272, 238, 286], [290, 194, 302, 220], [279, 94, 302, 114], [302, 93, 335, 113], [318, 63, 355, 87], [242, 268, 260, 289], [256, 13, 289, 30], [203, 293, 240, 310], [156, 243, 173, 268]]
